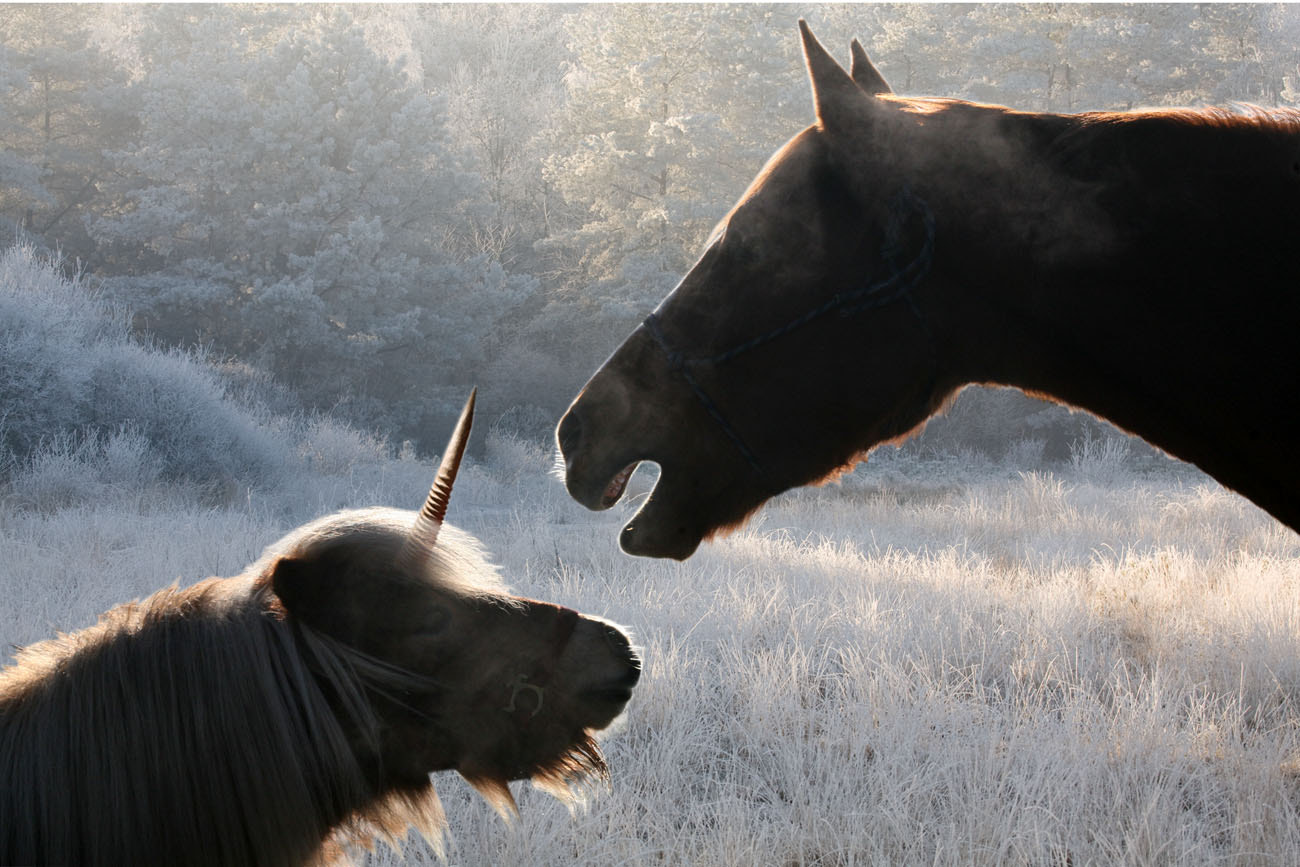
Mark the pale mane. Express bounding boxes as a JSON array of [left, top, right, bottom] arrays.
[[256, 506, 513, 600]]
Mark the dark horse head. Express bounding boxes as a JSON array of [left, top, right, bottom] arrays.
[[263, 392, 641, 808], [2, 390, 641, 866], [557, 22, 968, 559], [559, 21, 1300, 558]]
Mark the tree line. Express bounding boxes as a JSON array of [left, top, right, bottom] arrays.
[[3, 4, 1297, 453]]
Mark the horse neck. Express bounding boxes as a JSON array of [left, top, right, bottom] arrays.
[[924, 107, 1300, 500]]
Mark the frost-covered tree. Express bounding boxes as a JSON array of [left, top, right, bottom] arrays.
[[90, 7, 531, 443], [1197, 3, 1300, 106], [839, 4, 979, 95], [824, 5, 1295, 113], [398, 5, 575, 271], [0, 5, 135, 257], [527, 4, 809, 379], [898, 4, 1212, 112], [0, 45, 48, 240]]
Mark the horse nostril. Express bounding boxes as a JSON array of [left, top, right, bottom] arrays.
[[601, 622, 631, 653], [601, 624, 642, 683], [557, 410, 582, 458]]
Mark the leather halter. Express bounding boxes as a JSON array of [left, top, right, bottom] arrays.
[[643, 187, 937, 474]]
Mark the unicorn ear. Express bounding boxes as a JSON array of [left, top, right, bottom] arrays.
[[850, 39, 892, 95], [269, 555, 313, 614], [268, 553, 336, 624], [399, 388, 476, 571], [799, 19, 871, 132]]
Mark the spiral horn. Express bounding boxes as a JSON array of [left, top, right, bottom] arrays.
[[400, 388, 476, 570]]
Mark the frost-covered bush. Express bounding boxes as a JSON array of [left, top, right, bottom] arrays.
[[294, 414, 392, 476], [87, 342, 288, 490], [908, 384, 1136, 466], [1068, 428, 1134, 486], [484, 428, 552, 485], [7, 428, 159, 511], [0, 245, 130, 453], [0, 244, 291, 496]]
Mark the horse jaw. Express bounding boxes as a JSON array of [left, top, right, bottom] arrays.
[[620, 452, 780, 559], [559, 439, 710, 559], [560, 410, 762, 561], [617, 474, 707, 560]]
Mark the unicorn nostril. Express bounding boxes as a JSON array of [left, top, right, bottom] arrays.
[[602, 624, 641, 682], [601, 623, 631, 653]]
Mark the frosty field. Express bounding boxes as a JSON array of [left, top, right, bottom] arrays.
[[4, 434, 1299, 866], [8, 5, 1300, 862]]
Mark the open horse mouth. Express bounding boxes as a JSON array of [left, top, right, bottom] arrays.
[[601, 462, 639, 508], [558, 404, 715, 560], [566, 455, 704, 559]]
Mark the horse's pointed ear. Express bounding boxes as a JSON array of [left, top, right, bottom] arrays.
[[850, 38, 891, 95], [799, 19, 868, 132], [268, 550, 350, 628], [269, 556, 311, 614], [268, 555, 327, 622], [400, 388, 476, 571]]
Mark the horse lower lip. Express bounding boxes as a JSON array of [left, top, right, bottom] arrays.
[[621, 521, 702, 560], [589, 687, 634, 704]]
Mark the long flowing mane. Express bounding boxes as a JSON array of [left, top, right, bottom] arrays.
[[0, 577, 445, 867]]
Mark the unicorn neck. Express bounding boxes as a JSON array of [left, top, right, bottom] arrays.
[[0, 580, 370, 866]]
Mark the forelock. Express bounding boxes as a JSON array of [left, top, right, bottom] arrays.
[[254, 507, 512, 599]]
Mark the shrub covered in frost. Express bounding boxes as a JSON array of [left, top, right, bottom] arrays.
[[0, 244, 291, 497]]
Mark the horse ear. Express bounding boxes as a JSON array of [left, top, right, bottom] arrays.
[[269, 555, 317, 618], [399, 388, 476, 571], [799, 19, 869, 132], [849, 39, 892, 95], [268, 552, 352, 632]]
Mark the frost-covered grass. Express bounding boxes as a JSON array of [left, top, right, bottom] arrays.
[[3, 242, 1298, 864], [4, 429, 1300, 866]]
